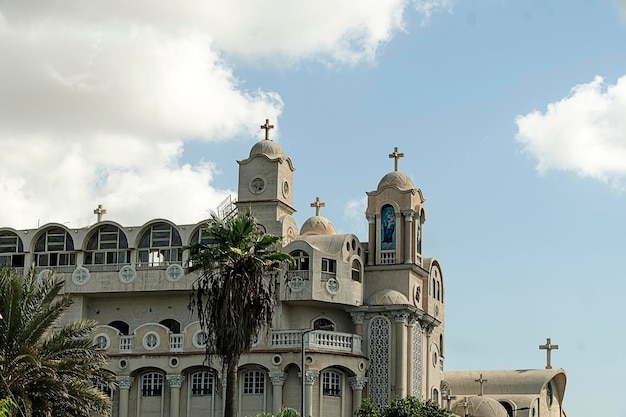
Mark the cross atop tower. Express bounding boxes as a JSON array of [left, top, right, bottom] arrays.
[[474, 374, 488, 396], [388, 146, 404, 171], [260, 119, 274, 140], [93, 204, 107, 223], [539, 338, 559, 369], [310, 197, 325, 216]]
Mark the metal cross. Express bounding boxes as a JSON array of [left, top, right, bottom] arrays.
[[388, 147, 404, 171], [94, 204, 107, 222], [539, 338, 559, 369], [310, 197, 325, 216], [475, 374, 488, 396], [260, 119, 274, 140], [445, 393, 457, 410]]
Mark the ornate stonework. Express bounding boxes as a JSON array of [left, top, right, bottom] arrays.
[[369, 316, 391, 410], [268, 371, 287, 386], [166, 374, 184, 388], [348, 376, 368, 390], [117, 376, 134, 390]]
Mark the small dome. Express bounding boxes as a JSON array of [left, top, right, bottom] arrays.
[[377, 171, 414, 191], [249, 140, 284, 159], [451, 397, 509, 417], [300, 216, 336, 236], [367, 289, 410, 306]]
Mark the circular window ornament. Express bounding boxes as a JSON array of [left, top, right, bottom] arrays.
[[72, 266, 91, 286], [432, 350, 438, 368], [325, 278, 340, 295], [287, 275, 305, 292], [143, 331, 160, 350], [165, 264, 184, 282], [37, 269, 53, 283], [169, 357, 180, 368], [282, 181, 290, 197], [93, 333, 110, 350], [249, 177, 266, 194], [118, 265, 137, 284], [271, 354, 283, 366], [118, 359, 128, 370], [192, 330, 208, 348]]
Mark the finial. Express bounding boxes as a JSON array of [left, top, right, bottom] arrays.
[[260, 119, 275, 140], [388, 146, 404, 171], [310, 197, 325, 216]]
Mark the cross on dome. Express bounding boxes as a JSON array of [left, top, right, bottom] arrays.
[[310, 197, 326, 216], [388, 146, 404, 171], [94, 204, 107, 222], [539, 338, 559, 369], [474, 374, 488, 396], [260, 119, 274, 140]]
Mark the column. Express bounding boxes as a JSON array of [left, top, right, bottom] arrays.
[[424, 325, 433, 399], [406, 316, 416, 395], [269, 371, 287, 415], [366, 214, 376, 265], [116, 376, 134, 417], [166, 374, 184, 417], [348, 376, 368, 415], [402, 210, 415, 264], [220, 374, 227, 416], [304, 371, 319, 417], [393, 313, 408, 398]]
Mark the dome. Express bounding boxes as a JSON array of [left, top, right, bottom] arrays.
[[249, 140, 284, 159], [366, 289, 410, 306], [377, 171, 415, 191], [451, 397, 509, 417], [300, 216, 336, 236]]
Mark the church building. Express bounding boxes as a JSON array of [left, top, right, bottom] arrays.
[[0, 121, 567, 417]]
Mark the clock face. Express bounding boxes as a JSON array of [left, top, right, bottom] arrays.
[[282, 181, 290, 197], [250, 177, 265, 194]]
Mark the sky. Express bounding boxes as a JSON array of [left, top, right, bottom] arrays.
[[1, 0, 626, 415]]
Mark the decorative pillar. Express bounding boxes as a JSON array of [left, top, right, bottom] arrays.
[[424, 325, 433, 399], [393, 313, 408, 398], [348, 376, 368, 415], [366, 214, 376, 265], [221, 374, 227, 416], [351, 312, 365, 337], [116, 376, 134, 417], [166, 375, 184, 417], [304, 371, 319, 417], [402, 210, 415, 264], [269, 372, 287, 415]]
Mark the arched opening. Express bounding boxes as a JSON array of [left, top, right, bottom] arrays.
[[34, 227, 76, 267], [138, 222, 183, 267], [313, 318, 335, 331], [159, 319, 181, 334], [85, 225, 130, 266], [108, 320, 130, 336], [351, 259, 362, 282], [499, 401, 514, 417], [0, 231, 25, 267]]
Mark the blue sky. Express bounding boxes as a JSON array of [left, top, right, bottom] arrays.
[[2, 1, 626, 415]]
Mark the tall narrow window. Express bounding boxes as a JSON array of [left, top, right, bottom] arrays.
[[380, 205, 396, 264], [351, 259, 362, 282], [191, 371, 214, 396], [243, 371, 265, 395], [322, 370, 342, 397], [141, 372, 163, 397]]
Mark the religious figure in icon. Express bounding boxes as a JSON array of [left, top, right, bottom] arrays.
[[381, 206, 396, 250]]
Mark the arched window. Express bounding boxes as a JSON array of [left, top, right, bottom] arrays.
[[416, 210, 423, 254], [322, 370, 342, 397], [351, 259, 362, 282], [313, 318, 335, 331], [160, 319, 181, 334], [242, 370, 265, 395], [191, 371, 214, 396], [432, 388, 439, 404], [500, 401, 514, 417], [108, 320, 130, 336], [141, 372, 163, 397], [380, 205, 396, 264], [289, 250, 309, 271], [85, 225, 130, 266], [34, 227, 76, 267], [0, 231, 25, 267], [432, 278, 436, 297], [138, 222, 182, 267]]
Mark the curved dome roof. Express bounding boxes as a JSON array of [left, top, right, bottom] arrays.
[[377, 171, 415, 191], [451, 397, 508, 417], [299, 216, 336, 236], [249, 140, 284, 159], [367, 289, 410, 306]]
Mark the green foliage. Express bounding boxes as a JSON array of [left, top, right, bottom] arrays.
[[0, 266, 114, 417], [254, 407, 301, 417], [355, 397, 454, 417], [0, 398, 16, 417]]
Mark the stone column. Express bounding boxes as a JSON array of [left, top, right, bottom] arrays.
[[269, 371, 287, 415], [366, 214, 376, 265], [424, 325, 433, 400], [351, 312, 365, 337], [304, 371, 319, 417], [166, 374, 184, 417], [116, 376, 134, 417], [402, 210, 415, 264], [348, 376, 368, 415], [393, 313, 408, 398], [406, 317, 416, 395], [220, 374, 227, 417]]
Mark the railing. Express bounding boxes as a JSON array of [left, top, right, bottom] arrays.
[[170, 334, 184, 352], [271, 329, 362, 354], [285, 270, 310, 281], [136, 260, 183, 270], [380, 251, 396, 264], [33, 265, 76, 274], [83, 264, 127, 272], [120, 336, 133, 352]]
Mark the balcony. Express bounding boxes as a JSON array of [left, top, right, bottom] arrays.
[[271, 329, 362, 355]]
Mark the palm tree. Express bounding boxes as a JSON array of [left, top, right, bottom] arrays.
[[0, 266, 114, 417], [188, 210, 293, 417]]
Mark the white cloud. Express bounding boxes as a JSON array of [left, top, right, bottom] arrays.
[[341, 197, 368, 240], [515, 75, 626, 187], [0, 1, 453, 229]]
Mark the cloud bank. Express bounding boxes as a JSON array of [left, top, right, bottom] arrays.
[[515, 75, 626, 187], [0, 0, 452, 229]]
